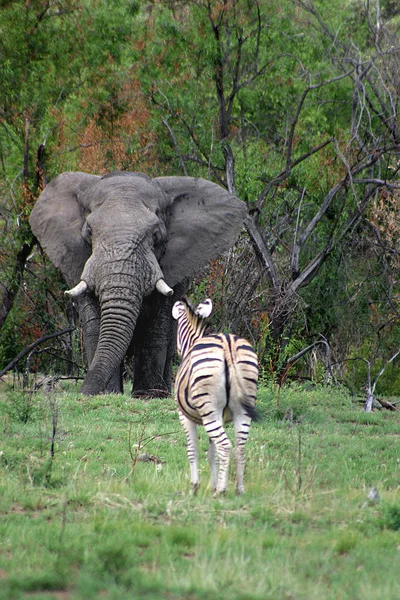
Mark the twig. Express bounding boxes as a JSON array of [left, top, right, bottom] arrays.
[[127, 421, 179, 480], [59, 499, 68, 545], [49, 396, 58, 460]]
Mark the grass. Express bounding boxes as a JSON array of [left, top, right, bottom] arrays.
[[0, 378, 399, 599]]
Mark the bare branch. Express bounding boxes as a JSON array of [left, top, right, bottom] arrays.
[[371, 348, 400, 396], [255, 138, 334, 212], [286, 336, 333, 380], [244, 215, 280, 291], [162, 118, 188, 176], [291, 188, 306, 278], [0, 327, 75, 378]]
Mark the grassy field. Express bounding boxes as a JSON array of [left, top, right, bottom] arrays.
[[0, 378, 399, 600]]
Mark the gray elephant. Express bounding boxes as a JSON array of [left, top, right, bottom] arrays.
[[29, 171, 247, 396]]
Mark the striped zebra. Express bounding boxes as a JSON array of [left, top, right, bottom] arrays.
[[172, 297, 258, 495]]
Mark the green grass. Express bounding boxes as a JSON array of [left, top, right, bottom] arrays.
[[0, 379, 399, 599]]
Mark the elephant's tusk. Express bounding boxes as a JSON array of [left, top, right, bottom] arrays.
[[156, 278, 174, 297], [65, 280, 88, 297]]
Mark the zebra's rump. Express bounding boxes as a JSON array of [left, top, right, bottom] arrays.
[[175, 333, 258, 425]]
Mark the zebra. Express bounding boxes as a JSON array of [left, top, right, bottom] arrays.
[[172, 297, 258, 495]]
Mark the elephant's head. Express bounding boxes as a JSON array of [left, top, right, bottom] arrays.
[[29, 171, 247, 395]]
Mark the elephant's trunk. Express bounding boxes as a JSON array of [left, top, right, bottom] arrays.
[[80, 294, 140, 395]]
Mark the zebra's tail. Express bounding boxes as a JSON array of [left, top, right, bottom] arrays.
[[228, 361, 259, 421], [241, 400, 259, 422]]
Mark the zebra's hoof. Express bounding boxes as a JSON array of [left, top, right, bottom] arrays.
[[213, 489, 226, 498], [191, 483, 200, 495]]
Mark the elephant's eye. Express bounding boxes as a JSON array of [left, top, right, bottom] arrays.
[[152, 229, 162, 246], [152, 222, 167, 247], [82, 221, 92, 243]]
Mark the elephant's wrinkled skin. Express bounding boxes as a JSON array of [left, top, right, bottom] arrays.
[[30, 171, 247, 396]]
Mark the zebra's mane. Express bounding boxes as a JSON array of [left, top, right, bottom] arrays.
[[179, 297, 214, 340], [180, 296, 195, 313]]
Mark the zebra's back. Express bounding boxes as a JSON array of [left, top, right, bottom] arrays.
[[175, 333, 258, 425]]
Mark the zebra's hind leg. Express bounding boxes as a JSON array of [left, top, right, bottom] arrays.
[[233, 412, 252, 495], [206, 440, 218, 492], [204, 417, 232, 495], [179, 412, 200, 494]]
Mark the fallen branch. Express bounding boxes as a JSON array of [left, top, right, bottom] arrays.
[[376, 398, 397, 411], [285, 337, 333, 381]]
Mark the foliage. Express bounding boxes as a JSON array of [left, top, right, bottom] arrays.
[[0, 382, 400, 598], [382, 504, 400, 531]]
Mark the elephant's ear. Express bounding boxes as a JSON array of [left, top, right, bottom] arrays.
[[29, 172, 100, 286], [154, 177, 247, 287]]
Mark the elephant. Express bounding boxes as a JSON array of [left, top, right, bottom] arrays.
[[29, 171, 247, 396]]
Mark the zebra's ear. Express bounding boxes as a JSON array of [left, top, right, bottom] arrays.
[[172, 301, 184, 320], [196, 299, 213, 319]]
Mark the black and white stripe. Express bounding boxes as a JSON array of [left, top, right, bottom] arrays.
[[172, 297, 258, 495]]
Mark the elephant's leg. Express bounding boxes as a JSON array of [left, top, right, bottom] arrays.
[[77, 294, 123, 393], [129, 282, 185, 397], [130, 294, 176, 397]]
